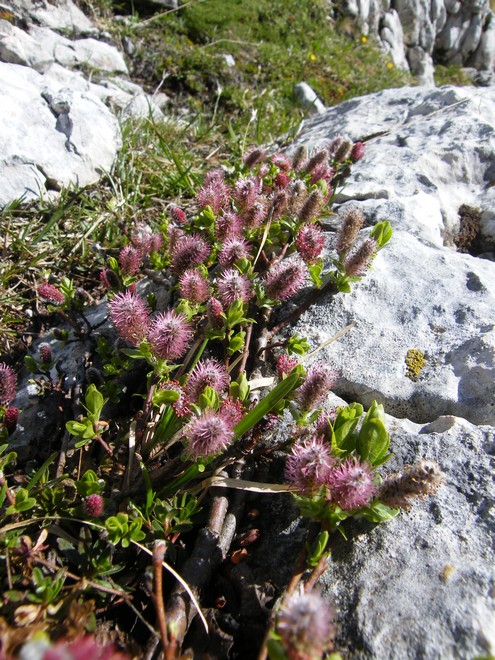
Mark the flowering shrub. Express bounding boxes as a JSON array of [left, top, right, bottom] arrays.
[[0, 139, 443, 660]]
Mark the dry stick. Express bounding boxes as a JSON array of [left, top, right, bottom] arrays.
[[304, 554, 330, 593], [153, 541, 169, 656], [269, 280, 339, 337], [236, 322, 253, 376], [56, 430, 71, 478], [164, 483, 230, 650]]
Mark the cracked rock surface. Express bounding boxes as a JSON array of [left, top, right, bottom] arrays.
[[290, 85, 495, 426], [247, 86, 495, 658], [0, 0, 167, 208]]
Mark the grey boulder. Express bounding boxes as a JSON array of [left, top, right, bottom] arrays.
[[290, 85, 495, 426]]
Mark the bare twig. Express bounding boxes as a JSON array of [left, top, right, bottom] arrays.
[[152, 541, 169, 656]]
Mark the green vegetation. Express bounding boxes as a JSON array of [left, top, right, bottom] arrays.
[[434, 64, 474, 87], [1, 0, 414, 355], [122, 0, 412, 140]]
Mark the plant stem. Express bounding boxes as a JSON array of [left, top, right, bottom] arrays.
[[153, 540, 169, 656], [163, 479, 231, 648], [304, 553, 330, 592], [269, 280, 338, 337]]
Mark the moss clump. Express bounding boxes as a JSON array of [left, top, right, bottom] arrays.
[[405, 349, 426, 381], [455, 204, 481, 254]]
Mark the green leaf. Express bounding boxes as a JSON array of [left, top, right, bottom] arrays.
[[84, 384, 106, 422], [357, 418, 390, 465], [286, 333, 310, 356], [75, 469, 105, 496], [308, 259, 324, 288], [233, 365, 305, 438], [226, 299, 245, 327], [266, 638, 287, 660], [337, 281, 352, 293], [26, 452, 57, 492], [198, 386, 220, 411], [360, 501, 399, 523], [24, 355, 39, 374], [306, 530, 329, 568], [370, 221, 393, 249], [230, 372, 250, 402], [6, 487, 36, 514], [66, 419, 95, 440], [152, 389, 180, 406], [333, 403, 363, 451], [0, 482, 7, 508], [362, 400, 386, 426], [228, 330, 245, 355]]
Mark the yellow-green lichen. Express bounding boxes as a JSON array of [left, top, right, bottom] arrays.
[[405, 349, 426, 381]]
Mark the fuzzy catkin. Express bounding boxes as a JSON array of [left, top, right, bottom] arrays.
[[378, 461, 444, 511]]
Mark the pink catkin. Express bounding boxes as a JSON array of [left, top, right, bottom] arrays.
[[277, 590, 336, 659], [184, 409, 235, 459], [294, 363, 338, 412], [277, 354, 299, 380], [38, 282, 65, 306], [119, 245, 142, 276], [178, 269, 211, 304], [108, 291, 150, 346], [216, 269, 253, 307], [185, 358, 229, 402], [327, 457, 377, 510], [197, 179, 231, 214], [83, 494, 105, 518], [0, 363, 17, 406], [264, 258, 307, 301], [296, 224, 325, 263], [170, 234, 211, 274], [285, 437, 336, 494], [4, 406, 19, 433], [207, 297, 224, 328], [218, 237, 251, 268], [147, 310, 192, 361]]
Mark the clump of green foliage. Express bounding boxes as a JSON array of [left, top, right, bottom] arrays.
[[0, 139, 445, 658], [109, 0, 413, 145]]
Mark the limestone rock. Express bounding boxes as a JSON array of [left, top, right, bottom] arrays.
[[322, 414, 495, 659], [287, 85, 495, 426], [293, 82, 326, 114], [0, 0, 168, 207], [249, 404, 494, 659], [29, 0, 97, 37], [333, 0, 495, 81], [0, 61, 122, 206], [379, 10, 409, 70]]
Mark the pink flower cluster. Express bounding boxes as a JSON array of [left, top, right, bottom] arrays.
[[108, 291, 192, 361], [184, 407, 236, 460], [0, 363, 17, 406], [277, 589, 336, 659], [285, 438, 377, 510], [293, 363, 338, 412], [38, 282, 65, 306]]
